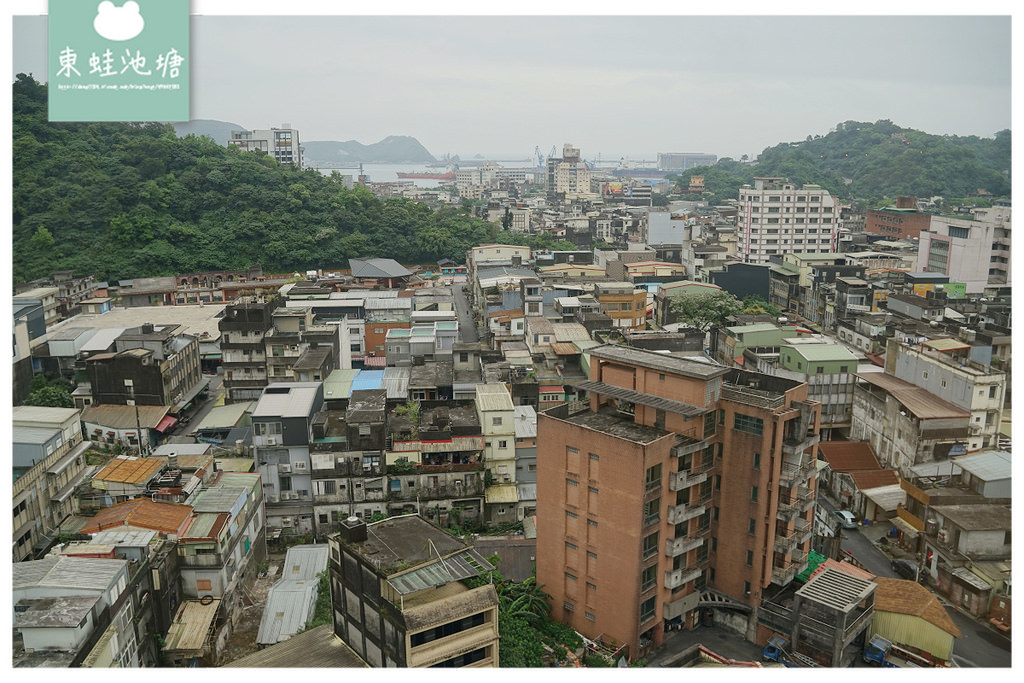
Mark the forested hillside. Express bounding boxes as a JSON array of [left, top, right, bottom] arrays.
[[12, 74, 562, 284], [670, 120, 1010, 207]]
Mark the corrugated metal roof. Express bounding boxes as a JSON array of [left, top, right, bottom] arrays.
[[12, 405, 81, 425], [225, 624, 367, 668], [182, 512, 225, 539], [87, 528, 157, 547], [257, 579, 319, 645], [192, 486, 246, 513], [859, 484, 906, 511], [386, 549, 495, 596], [475, 383, 514, 411], [952, 450, 1011, 481], [514, 405, 537, 439], [82, 403, 169, 429], [94, 455, 164, 484], [81, 498, 193, 535], [323, 368, 358, 400], [12, 556, 128, 592], [252, 383, 321, 418], [383, 366, 410, 400], [785, 343, 858, 362], [855, 372, 970, 420], [195, 401, 254, 431], [352, 369, 385, 392], [281, 544, 330, 581], [163, 598, 222, 654], [872, 577, 962, 637]]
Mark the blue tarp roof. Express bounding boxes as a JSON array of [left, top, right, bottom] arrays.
[[351, 369, 385, 392]]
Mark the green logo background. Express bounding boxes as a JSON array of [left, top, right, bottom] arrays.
[[48, 0, 190, 122]]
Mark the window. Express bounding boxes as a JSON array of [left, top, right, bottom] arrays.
[[748, 518, 756, 534], [588, 519, 598, 527], [587, 582, 597, 591], [753, 452, 761, 470], [566, 572, 577, 581], [492, 417, 503, 426], [567, 478, 578, 487], [589, 453, 600, 461], [642, 532, 659, 559], [734, 413, 764, 436], [746, 550, 754, 566], [644, 498, 660, 526], [751, 486, 759, 502], [564, 602, 575, 612], [498, 440, 508, 449], [585, 611, 596, 621], [744, 581, 751, 596], [587, 550, 597, 559], [711, 536, 718, 552], [645, 464, 662, 491], [640, 597, 656, 624], [565, 541, 577, 550], [703, 411, 716, 438], [566, 510, 578, 519], [641, 565, 657, 591]]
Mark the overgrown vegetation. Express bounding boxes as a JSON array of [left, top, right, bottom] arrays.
[[666, 119, 1010, 207], [301, 570, 332, 631], [669, 289, 744, 332], [464, 555, 583, 667], [13, 74, 504, 283]]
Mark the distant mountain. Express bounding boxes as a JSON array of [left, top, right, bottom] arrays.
[[172, 119, 247, 145], [303, 136, 437, 164]]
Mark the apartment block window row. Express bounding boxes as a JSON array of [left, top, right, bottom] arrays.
[[733, 413, 764, 435]]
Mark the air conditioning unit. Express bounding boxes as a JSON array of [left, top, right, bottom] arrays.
[[281, 517, 293, 526], [267, 437, 278, 446], [268, 495, 279, 503], [279, 464, 291, 473], [937, 528, 950, 545]]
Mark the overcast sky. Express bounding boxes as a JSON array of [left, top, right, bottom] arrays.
[[9, 9, 1013, 161]]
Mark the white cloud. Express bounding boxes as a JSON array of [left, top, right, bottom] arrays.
[[93, 1, 145, 42]]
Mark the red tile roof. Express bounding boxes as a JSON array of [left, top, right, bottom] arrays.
[[818, 441, 880, 472], [81, 498, 193, 535]]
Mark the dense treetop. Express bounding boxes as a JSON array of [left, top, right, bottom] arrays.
[[14, 74, 575, 284], [669, 120, 1010, 208]]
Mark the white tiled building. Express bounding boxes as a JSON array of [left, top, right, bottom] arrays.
[[737, 177, 841, 263]]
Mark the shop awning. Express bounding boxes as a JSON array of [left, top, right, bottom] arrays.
[[155, 415, 179, 433]]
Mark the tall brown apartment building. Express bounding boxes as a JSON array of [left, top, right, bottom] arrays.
[[537, 345, 820, 661]]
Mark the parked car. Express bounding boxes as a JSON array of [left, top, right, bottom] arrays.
[[891, 558, 919, 580], [833, 509, 858, 529]]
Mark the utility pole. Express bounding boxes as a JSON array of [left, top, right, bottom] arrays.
[[127, 398, 145, 456]]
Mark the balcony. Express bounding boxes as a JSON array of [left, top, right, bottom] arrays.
[[669, 469, 708, 492], [794, 517, 813, 544], [671, 434, 713, 459], [665, 535, 704, 558], [667, 503, 705, 526], [777, 458, 817, 487], [776, 500, 800, 523], [664, 566, 702, 590], [774, 531, 799, 554], [782, 433, 820, 457]]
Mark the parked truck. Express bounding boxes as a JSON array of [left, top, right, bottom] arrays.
[[862, 635, 932, 667], [762, 635, 818, 667]]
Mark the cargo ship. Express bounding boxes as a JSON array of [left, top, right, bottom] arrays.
[[396, 171, 456, 180]]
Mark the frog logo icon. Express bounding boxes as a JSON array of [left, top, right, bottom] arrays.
[[93, 1, 145, 41]]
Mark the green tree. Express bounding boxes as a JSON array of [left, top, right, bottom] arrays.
[[24, 385, 74, 408], [740, 295, 782, 317], [669, 290, 743, 332]]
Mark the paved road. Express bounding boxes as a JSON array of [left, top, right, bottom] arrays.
[[452, 283, 480, 343]]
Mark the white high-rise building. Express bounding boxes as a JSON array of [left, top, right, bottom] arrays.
[[737, 177, 840, 263], [917, 204, 1011, 292], [229, 123, 303, 169]]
